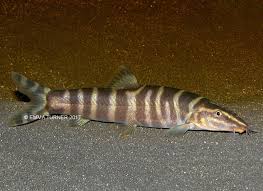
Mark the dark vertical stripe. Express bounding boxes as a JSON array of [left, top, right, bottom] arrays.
[[115, 89, 128, 123], [69, 89, 79, 115], [150, 86, 161, 127], [82, 88, 92, 118], [160, 87, 178, 127], [96, 88, 111, 121], [193, 98, 209, 110], [170, 90, 179, 124], [135, 86, 148, 126], [178, 91, 200, 122]]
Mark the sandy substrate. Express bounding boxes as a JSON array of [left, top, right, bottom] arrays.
[[0, 101, 262, 190]]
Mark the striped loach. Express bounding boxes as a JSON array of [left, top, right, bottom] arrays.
[[9, 66, 251, 135]]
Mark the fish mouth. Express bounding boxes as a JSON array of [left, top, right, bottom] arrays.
[[233, 125, 255, 135], [193, 121, 256, 134], [200, 125, 252, 134]]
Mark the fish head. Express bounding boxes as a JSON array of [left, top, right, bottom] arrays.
[[188, 99, 249, 134]]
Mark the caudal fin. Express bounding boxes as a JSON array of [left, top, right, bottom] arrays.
[[9, 72, 51, 126]]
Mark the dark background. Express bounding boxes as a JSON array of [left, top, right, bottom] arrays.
[[0, 0, 263, 102]]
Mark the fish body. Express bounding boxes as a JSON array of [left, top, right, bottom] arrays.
[[47, 86, 184, 128], [9, 66, 250, 135]]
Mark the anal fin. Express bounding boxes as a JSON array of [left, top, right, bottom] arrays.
[[113, 123, 137, 139], [70, 117, 90, 127]]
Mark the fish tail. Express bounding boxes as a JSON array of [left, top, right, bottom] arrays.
[[9, 72, 51, 126]]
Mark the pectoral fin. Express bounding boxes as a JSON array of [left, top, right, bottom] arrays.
[[167, 124, 193, 136]]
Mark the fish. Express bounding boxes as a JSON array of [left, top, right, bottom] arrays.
[[9, 66, 251, 135]]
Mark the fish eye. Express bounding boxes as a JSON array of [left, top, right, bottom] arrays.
[[216, 111, 222, 117]]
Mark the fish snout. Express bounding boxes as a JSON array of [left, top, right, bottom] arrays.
[[233, 124, 250, 134]]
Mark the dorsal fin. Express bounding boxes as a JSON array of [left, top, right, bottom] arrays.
[[108, 65, 139, 89]]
